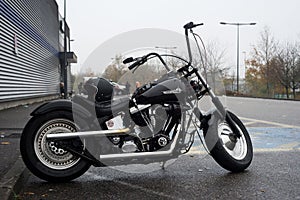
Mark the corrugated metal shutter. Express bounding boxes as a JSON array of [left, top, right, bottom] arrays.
[[0, 0, 60, 102]]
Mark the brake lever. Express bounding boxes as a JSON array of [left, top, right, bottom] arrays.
[[128, 56, 147, 71]]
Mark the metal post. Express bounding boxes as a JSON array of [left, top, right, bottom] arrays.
[[220, 22, 256, 93], [63, 0, 68, 99], [236, 24, 240, 92]]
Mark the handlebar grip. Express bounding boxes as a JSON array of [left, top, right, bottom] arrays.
[[183, 22, 204, 29], [123, 57, 134, 64], [128, 61, 141, 70]]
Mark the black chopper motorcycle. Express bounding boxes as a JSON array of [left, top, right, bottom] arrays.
[[20, 22, 253, 182]]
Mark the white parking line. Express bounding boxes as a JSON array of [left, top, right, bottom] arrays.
[[239, 117, 300, 129], [186, 143, 300, 154], [253, 148, 300, 152], [243, 121, 258, 126]]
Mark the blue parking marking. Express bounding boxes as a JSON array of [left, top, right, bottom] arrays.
[[248, 127, 300, 149]]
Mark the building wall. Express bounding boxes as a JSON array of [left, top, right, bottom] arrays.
[[0, 0, 61, 103]]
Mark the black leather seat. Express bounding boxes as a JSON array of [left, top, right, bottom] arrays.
[[72, 95, 130, 118]]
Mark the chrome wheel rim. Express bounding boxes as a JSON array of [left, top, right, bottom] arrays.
[[34, 119, 81, 170], [218, 122, 247, 160]]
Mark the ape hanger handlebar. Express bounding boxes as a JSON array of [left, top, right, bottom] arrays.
[[123, 22, 204, 71]]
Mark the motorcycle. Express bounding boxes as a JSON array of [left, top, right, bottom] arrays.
[[20, 22, 253, 182]]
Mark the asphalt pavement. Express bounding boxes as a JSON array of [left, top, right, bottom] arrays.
[[19, 151, 300, 200], [226, 97, 300, 127], [0, 102, 44, 200]]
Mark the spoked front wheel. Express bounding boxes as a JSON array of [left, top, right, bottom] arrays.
[[205, 111, 253, 172]]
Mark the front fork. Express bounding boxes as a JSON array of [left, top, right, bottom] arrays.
[[211, 96, 241, 138], [193, 96, 241, 139], [195, 69, 241, 138]]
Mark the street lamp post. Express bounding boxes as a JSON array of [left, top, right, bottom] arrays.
[[242, 51, 247, 78], [220, 22, 256, 93], [63, 0, 68, 99], [155, 46, 177, 52]]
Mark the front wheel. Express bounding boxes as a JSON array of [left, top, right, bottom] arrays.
[[20, 111, 91, 182], [205, 111, 253, 172]]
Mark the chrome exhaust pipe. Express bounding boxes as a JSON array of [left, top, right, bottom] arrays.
[[46, 126, 182, 165], [46, 128, 130, 139]]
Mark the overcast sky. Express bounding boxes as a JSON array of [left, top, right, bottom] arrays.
[[56, 0, 300, 75]]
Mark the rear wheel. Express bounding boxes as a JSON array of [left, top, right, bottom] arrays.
[[205, 111, 253, 172], [20, 111, 91, 182]]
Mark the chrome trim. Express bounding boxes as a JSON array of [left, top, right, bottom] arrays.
[[129, 104, 151, 114], [46, 128, 130, 139], [162, 87, 183, 94]]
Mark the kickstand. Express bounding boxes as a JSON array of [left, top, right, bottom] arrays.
[[160, 161, 166, 170]]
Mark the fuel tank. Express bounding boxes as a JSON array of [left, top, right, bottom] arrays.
[[134, 78, 186, 105]]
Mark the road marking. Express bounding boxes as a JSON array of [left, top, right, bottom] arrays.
[[277, 142, 300, 149], [187, 148, 300, 154], [243, 121, 258, 126], [253, 148, 300, 152], [85, 172, 183, 200], [187, 147, 207, 155], [239, 117, 300, 129]]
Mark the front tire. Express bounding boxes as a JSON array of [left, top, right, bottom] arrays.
[[205, 111, 253, 172], [20, 111, 91, 182]]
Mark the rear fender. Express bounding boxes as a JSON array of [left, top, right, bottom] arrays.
[[31, 99, 92, 120]]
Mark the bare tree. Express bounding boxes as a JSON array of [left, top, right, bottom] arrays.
[[274, 42, 300, 99], [204, 40, 228, 93], [274, 46, 291, 98], [204, 41, 227, 74], [103, 54, 127, 82], [251, 26, 278, 97], [289, 43, 300, 99]]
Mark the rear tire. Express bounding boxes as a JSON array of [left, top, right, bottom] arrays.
[[205, 111, 253, 172], [20, 111, 91, 182]]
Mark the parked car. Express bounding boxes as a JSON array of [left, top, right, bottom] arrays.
[[110, 81, 127, 95]]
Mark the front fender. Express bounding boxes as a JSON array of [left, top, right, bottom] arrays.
[[31, 99, 92, 120]]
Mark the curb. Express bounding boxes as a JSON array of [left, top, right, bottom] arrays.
[[0, 157, 29, 200]]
